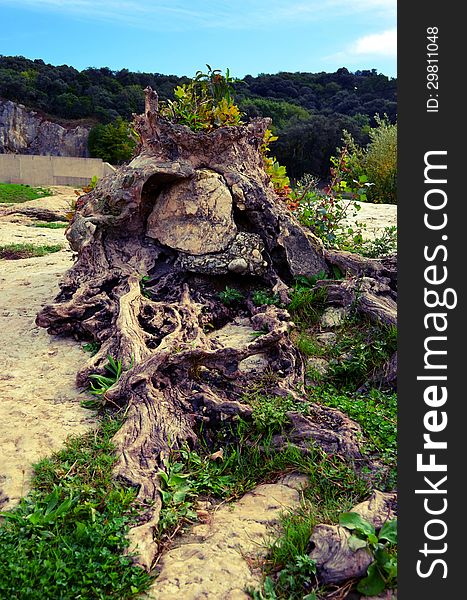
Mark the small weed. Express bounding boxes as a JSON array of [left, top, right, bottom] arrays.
[[82, 341, 101, 356], [294, 333, 325, 357], [361, 226, 397, 258], [218, 286, 244, 306], [288, 286, 327, 326], [83, 355, 131, 409], [0, 183, 51, 204], [139, 274, 152, 298], [88, 356, 123, 398], [325, 323, 397, 390], [252, 289, 280, 307], [0, 243, 62, 259], [248, 394, 308, 434]]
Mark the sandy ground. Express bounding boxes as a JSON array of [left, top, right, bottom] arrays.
[[341, 200, 397, 240], [0, 187, 95, 510]]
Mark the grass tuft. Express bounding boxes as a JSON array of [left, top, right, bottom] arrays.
[[0, 243, 63, 259], [0, 183, 51, 204], [29, 221, 68, 229]]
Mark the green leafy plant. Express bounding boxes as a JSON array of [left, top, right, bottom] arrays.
[[316, 387, 397, 489], [360, 226, 397, 258], [160, 66, 243, 132], [83, 355, 130, 409], [248, 394, 306, 434], [339, 116, 397, 204], [339, 512, 397, 595], [156, 458, 198, 534], [325, 323, 397, 390], [89, 355, 123, 397], [275, 555, 317, 599], [218, 286, 244, 306], [287, 284, 327, 326], [139, 274, 151, 298], [82, 341, 101, 356], [260, 128, 294, 206], [294, 147, 370, 249], [252, 289, 280, 307]]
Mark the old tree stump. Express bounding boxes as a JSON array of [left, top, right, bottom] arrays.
[[36, 88, 396, 569]]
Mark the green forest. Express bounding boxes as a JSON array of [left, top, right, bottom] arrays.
[[0, 55, 396, 180]]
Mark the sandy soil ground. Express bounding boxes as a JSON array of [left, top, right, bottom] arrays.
[[0, 187, 95, 510]]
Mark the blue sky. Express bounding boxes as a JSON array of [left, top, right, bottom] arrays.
[[0, 0, 396, 77]]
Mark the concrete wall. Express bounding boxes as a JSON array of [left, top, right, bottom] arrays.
[[0, 154, 115, 187]]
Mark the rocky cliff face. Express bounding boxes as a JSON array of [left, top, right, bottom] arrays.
[[0, 99, 90, 157]]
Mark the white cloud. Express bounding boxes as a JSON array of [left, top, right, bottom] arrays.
[[352, 28, 397, 56], [0, 0, 396, 30]]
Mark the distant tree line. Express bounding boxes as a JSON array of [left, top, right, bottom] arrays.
[[0, 55, 396, 178]]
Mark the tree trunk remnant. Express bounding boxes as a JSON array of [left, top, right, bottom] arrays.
[[36, 88, 397, 568]]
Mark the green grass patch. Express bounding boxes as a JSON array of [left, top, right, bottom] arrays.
[[294, 333, 326, 358], [0, 183, 51, 204], [314, 387, 397, 489], [29, 221, 68, 229], [288, 286, 327, 326], [0, 243, 63, 259], [325, 323, 397, 391], [0, 418, 153, 599]]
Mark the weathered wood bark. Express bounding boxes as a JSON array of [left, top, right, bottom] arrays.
[[36, 88, 397, 569]]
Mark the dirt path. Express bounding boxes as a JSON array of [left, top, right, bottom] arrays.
[[0, 187, 95, 510]]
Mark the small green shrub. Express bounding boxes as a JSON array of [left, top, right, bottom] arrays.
[[340, 116, 397, 205], [364, 115, 397, 204], [218, 286, 244, 306], [294, 334, 325, 357], [360, 226, 397, 258], [315, 387, 397, 489], [326, 324, 397, 390], [293, 147, 369, 248], [252, 289, 280, 307], [82, 341, 101, 356], [0, 183, 51, 204], [160, 66, 243, 132], [287, 285, 327, 326], [249, 394, 307, 433]]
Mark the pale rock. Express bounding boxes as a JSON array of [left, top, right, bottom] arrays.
[[146, 169, 237, 255], [144, 480, 303, 600], [320, 306, 347, 328], [0, 99, 89, 156], [315, 332, 337, 346], [208, 318, 268, 374], [306, 356, 329, 377]]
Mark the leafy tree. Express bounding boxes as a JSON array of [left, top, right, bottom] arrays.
[[88, 117, 137, 164]]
